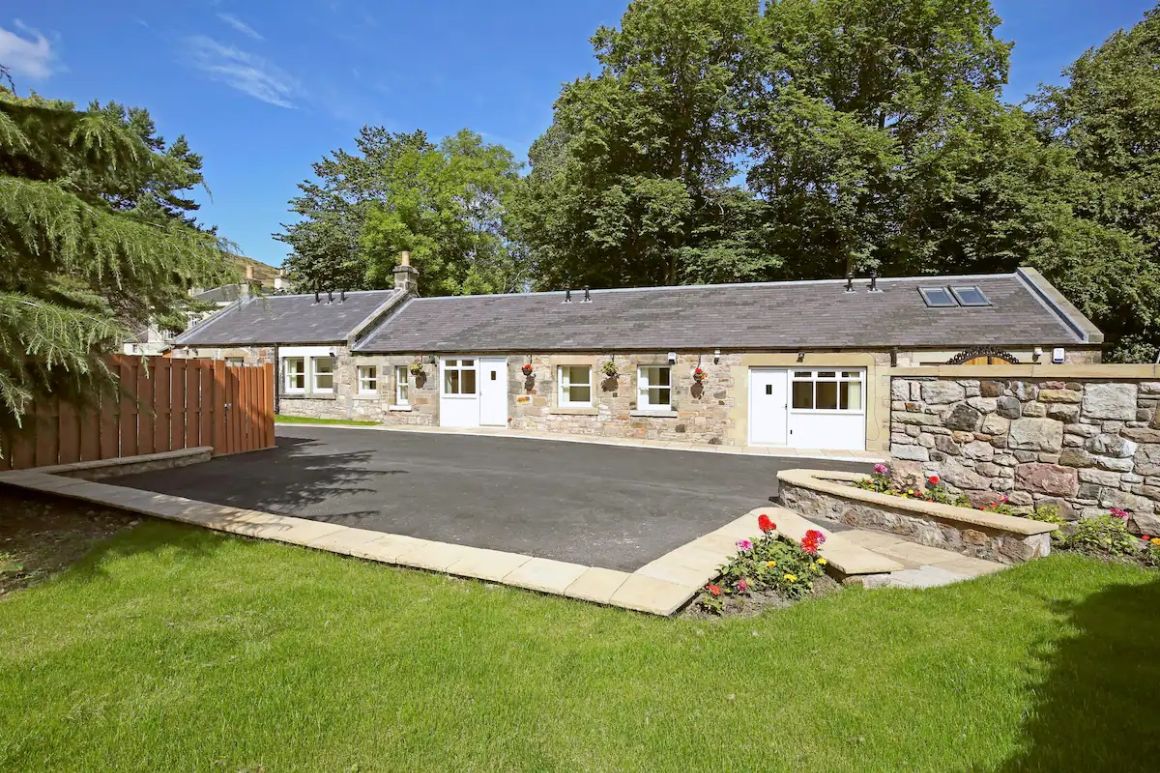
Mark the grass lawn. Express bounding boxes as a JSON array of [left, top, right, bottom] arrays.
[[274, 415, 380, 427], [1, 522, 1157, 771]]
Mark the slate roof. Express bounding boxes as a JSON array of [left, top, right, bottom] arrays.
[[354, 271, 1097, 353], [175, 290, 399, 346]]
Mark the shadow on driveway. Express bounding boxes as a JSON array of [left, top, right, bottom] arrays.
[[114, 426, 870, 571]]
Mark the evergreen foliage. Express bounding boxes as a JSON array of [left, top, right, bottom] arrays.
[[0, 87, 231, 427]]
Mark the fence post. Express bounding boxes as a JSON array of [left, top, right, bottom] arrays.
[[212, 360, 228, 455]]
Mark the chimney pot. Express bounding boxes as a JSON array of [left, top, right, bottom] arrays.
[[564, 289, 572, 303], [400, 250, 411, 267], [327, 290, 334, 303], [245, 265, 255, 281], [583, 286, 591, 303]]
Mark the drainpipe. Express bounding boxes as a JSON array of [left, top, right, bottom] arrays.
[[273, 344, 281, 415]]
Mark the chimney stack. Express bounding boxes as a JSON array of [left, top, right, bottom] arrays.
[[393, 250, 420, 295], [245, 264, 255, 281]]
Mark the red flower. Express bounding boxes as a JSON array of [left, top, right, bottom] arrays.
[[1143, 535, 1152, 542], [707, 584, 722, 597], [801, 529, 827, 555], [757, 514, 775, 533], [694, 367, 704, 374], [928, 474, 940, 487]]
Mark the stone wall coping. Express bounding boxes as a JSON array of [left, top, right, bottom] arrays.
[[777, 468, 1058, 537], [0, 447, 214, 479], [888, 364, 1160, 379]]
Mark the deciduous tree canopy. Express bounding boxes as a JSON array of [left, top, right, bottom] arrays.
[[278, 129, 524, 296]]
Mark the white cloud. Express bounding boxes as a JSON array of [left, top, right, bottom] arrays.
[[0, 20, 57, 80], [185, 35, 297, 108], [216, 12, 263, 41]]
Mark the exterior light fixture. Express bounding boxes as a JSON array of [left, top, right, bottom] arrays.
[[713, 348, 721, 364], [796, 352, 805, 362], [667, 351, 677, 365]]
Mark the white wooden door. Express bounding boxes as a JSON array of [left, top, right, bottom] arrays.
[[439, 357, 480, 428], [479, 357, 508, 427], [748, 368, 788, 446]]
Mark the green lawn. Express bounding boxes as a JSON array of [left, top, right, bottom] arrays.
[[274, 414, 380, 427], [1, 522, 1157, 771]]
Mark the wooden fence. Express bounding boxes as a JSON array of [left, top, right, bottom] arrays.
[[0, 355, 275, 471]]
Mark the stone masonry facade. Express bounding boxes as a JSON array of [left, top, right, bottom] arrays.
[[507, 353, 738, 445], [890, 376, 1160, 534]]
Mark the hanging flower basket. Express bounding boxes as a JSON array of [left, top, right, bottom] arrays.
[[521, 363, 535, 377], [409, 361, 424, 376], [602, 360, 618, 378], [693, 367, 708, 383]]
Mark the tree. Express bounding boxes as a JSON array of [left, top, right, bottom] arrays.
[[744, 0, 1012, 277], [509, 0, 762, 289], [278, 128, 524, 296], [0, 87, 231, 427], [1029, 4, 1160, 360]]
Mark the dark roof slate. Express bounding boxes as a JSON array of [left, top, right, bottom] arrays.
[[175, 290, 398, 346], [354, 272, 1090, 353]]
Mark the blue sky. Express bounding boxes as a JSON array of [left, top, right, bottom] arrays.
[[3, 0, 1155, 267]]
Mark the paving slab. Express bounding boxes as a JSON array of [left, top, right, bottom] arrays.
[[608, 574, 696, 616], [446, 548, 533, 583], [564, 567, 631, 605], [503, 558, 589, 594]]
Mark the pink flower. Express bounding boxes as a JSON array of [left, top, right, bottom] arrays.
[[873, 463, 889, 476], [736, 539, 753, 551], [736, 579, 749, 593], [1110, 507, 1130, 521]]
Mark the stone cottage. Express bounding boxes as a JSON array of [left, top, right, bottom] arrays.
[[173, 253, 1102, 453]]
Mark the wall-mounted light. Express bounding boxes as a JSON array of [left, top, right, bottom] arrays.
[[425, 354, 437, 364], [1033, 346, 1043, 362], [667, 351, 677, 365], [713, 348, 721, 364], [796, 352, 806, 363], [1052, 347, 1066, 364]]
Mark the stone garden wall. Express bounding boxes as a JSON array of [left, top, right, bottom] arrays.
[[889, 372, 1160, 534]]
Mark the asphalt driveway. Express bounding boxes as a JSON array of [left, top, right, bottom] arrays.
[[116, 425, 869, 571]]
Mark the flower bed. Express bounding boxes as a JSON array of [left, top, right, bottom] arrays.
[[688, 514, 838, 617], [860, 464, 1160, 570], [777, 468, 1056, 563]]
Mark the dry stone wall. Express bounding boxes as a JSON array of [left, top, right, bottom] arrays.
[[890, 376, 1160, 534]]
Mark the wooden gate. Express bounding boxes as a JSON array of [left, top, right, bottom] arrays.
[[0, 355, 275, 471]]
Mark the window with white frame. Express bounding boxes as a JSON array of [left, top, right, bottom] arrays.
[[312, 356, 335, 394], [283, 357, 306, 393], [357, 365, 378, 395], [443, 358, 477, 395], [791, 370, 863, 412], [557, 365, 592, 407], [637, 365, 672, 411], [394, 365, 410, 406]]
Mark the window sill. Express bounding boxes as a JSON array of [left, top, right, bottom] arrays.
[[281, 393, 336, 401], [630, 409, 678, 418], [354, 393, 379, 400], [550, 407, 598, 416], [388, 405, 413, 412]]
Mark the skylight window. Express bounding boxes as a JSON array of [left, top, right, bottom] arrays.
[[919, 287, 957, 308], [951, 286, 991, 306]]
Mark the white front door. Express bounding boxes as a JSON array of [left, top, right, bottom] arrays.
[[478, 357, 508, 426], [439, 357, 480, 428], [748, 368, 788, 446]]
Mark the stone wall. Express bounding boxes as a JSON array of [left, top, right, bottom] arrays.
[[508, 353, 737, 445], [890, 375, 1160, 533]]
